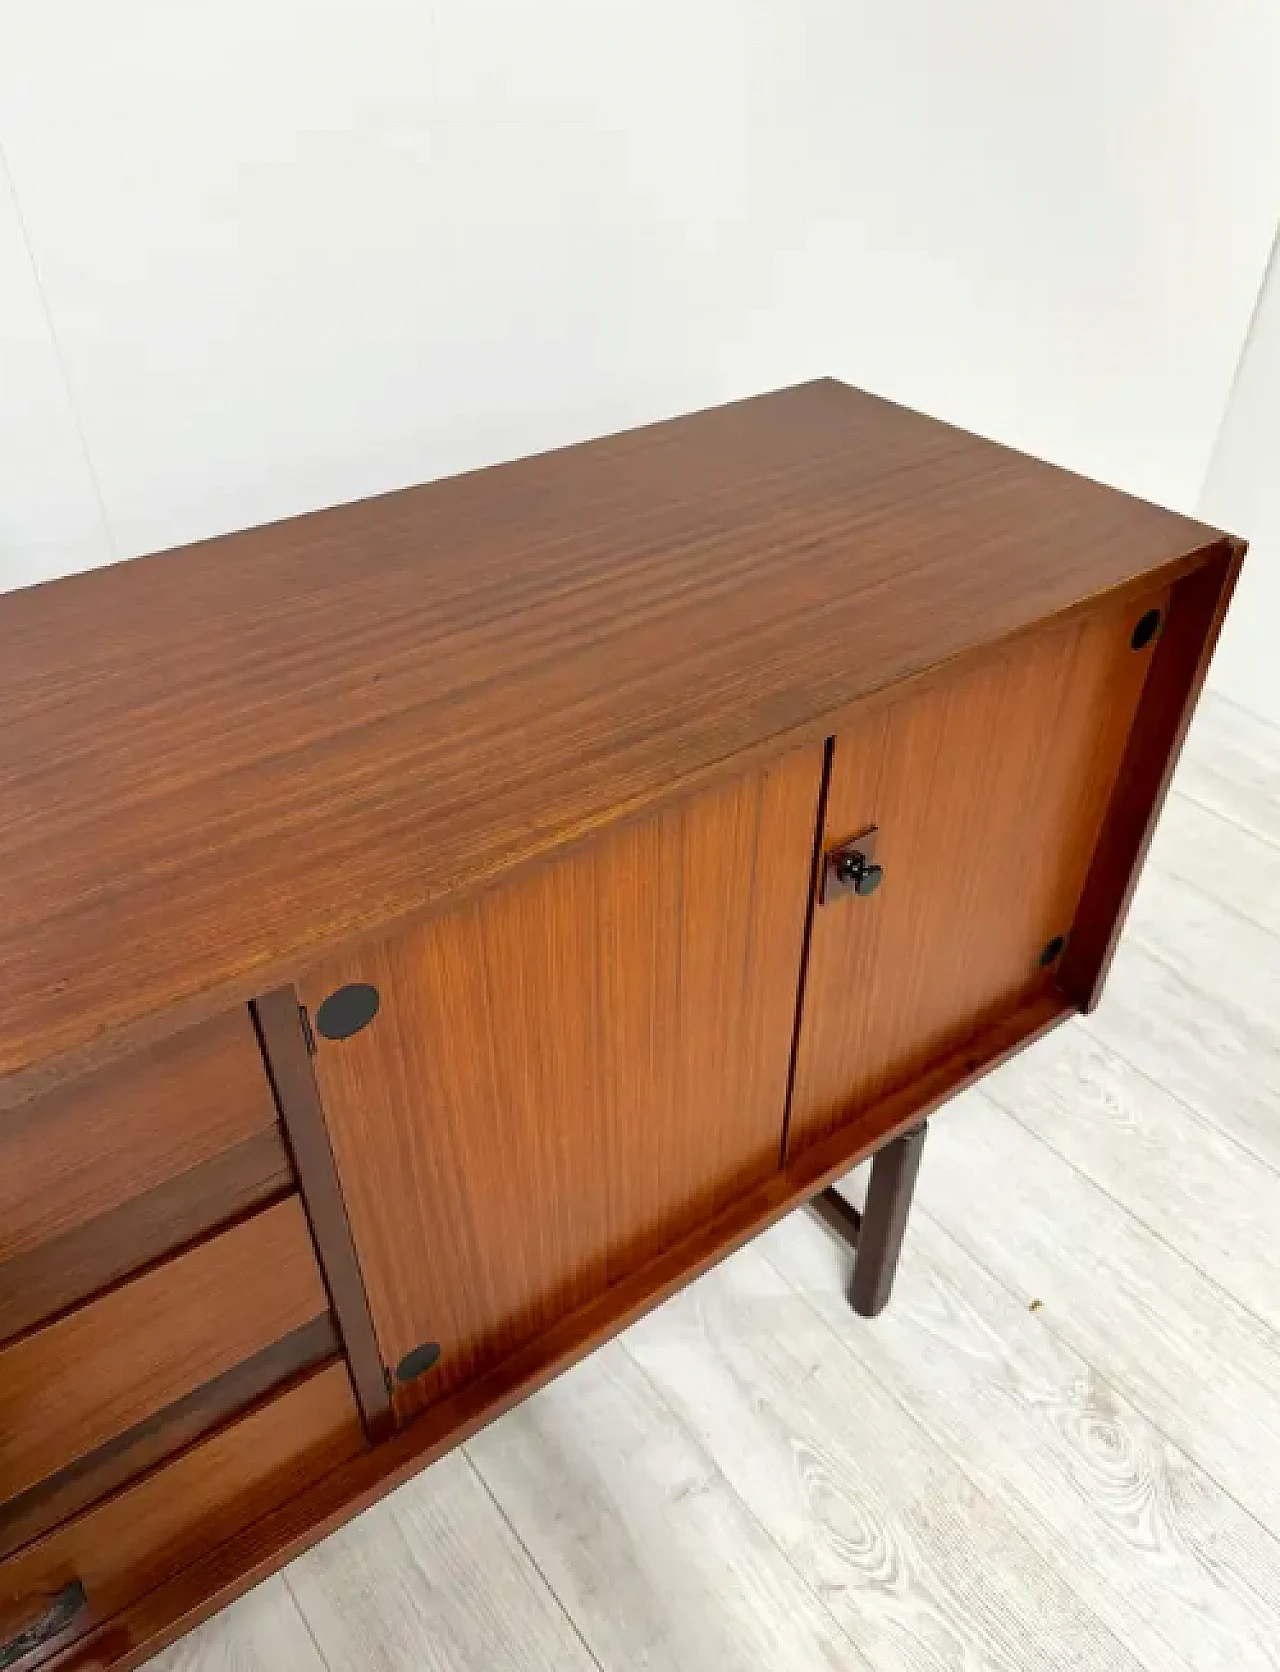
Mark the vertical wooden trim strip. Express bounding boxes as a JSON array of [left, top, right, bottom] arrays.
[[778, 736, 836, 1166], [1061, 536, 1246, 1012], [252, 989, 394, 1441]]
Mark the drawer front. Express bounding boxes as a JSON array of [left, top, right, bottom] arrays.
[[0, 1361, 363, 1667], [788, 589, 1164, 1154], [0, 1009, 290, 1343], [0, 1198, 330, 1515]]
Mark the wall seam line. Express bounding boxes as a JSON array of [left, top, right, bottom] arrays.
[[0, 135, 119, 561], [1197, 215, 1280, 511]]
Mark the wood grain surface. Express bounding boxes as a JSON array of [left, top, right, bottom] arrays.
[[1171, 686, 1280, 843], [985, 1023, 1280, 1333], [98, 691, 1280, 1672], [919, 1092, 1280, 1537], [1085, 792, 1280, 1174], [286, 1450, 603, 1672], [0, 1363, 362, 1658], [1084, 935, 1280, 1177], [764, 1203, 1280, 1672], [0, 380, 1231, 1105], [0, 1318, 338, 1563], [787, 591, 1160, 1155], [0, 1009, 280, 1264], [33, 991, 1069, 1672], [620, 1243, 1147, 1672], [143, 1581, 329, 1672], [1062, 542, 1243, 1009], [301, 746, 823, 1419], [465, 1342, 869, 1672], [0, 1198, 328, 1505], [1148, 788, 1280, 940], [1130, 862, 1280, 1041], [0, 1129, 292, 1345]]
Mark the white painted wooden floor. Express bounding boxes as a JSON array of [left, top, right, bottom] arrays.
[[154, 691, 1280, 1672]]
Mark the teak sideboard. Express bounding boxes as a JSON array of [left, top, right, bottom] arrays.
[[0, 381, 1242, 1669]]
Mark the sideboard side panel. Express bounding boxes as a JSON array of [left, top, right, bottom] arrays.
[[1061, 539, 1245, 1010], [299, 745, 823, 1420], [787, 590, 1163, 1155]]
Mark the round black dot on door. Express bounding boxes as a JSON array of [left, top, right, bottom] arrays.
[[1039, 935, 1067, 968], [396, 1342, 441, 1383], [315, 982, 380, 1041], [1131, 608, 1162, 650]]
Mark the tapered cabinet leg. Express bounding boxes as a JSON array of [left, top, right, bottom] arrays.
[[849, 1121, 928, 1317]]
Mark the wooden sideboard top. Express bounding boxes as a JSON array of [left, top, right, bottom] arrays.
[[0, 378, 1231, 1103]]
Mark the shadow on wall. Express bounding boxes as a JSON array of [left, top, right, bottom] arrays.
[[1201, 225, 1280, 728]]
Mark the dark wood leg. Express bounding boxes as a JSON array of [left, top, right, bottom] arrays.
[[810, 1120, 928, 1317], [851, 1121, 927, 1315]]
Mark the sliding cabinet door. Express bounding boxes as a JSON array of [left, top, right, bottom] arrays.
[[302, 746, 822, 1419]]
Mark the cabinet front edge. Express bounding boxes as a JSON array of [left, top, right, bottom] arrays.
[[0, 535, 1236, 1115]]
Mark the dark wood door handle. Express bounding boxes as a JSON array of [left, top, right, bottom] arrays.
[[821, 827, 883, 904], [0, 1580, 87, 1667]]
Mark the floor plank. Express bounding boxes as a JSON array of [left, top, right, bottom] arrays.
[[1123, 861, 1280, 1038], [146, 1577, 327, 1672], [1147, 791, 1280, 939], [284, 1448, 600, 1672], [984, 1020, 1280, 1332], [762, 1202, 1280, 1672], [1082, 937, 1280, 1173], [914, 1091, 1280, 1538], [622, 1241, 1149, 1672], [466, 1339, 864, 1672], [1175, 692, 1280, 847]]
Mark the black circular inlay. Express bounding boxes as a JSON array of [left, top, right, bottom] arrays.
[[1131, 608, 1163, 650], [396, 1341, 442, 1383], [315, 982, 381, 1041], [1039, 934, 1067, 968]]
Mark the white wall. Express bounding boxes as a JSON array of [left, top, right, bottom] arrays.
[[1200, 237, 1280, 727], [0, 161, 114, 588], [2, 2, 1279, 590]]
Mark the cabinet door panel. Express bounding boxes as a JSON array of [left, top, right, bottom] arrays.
[[787, 591, 1163, 1156], [301, 747, 822, 1419]]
